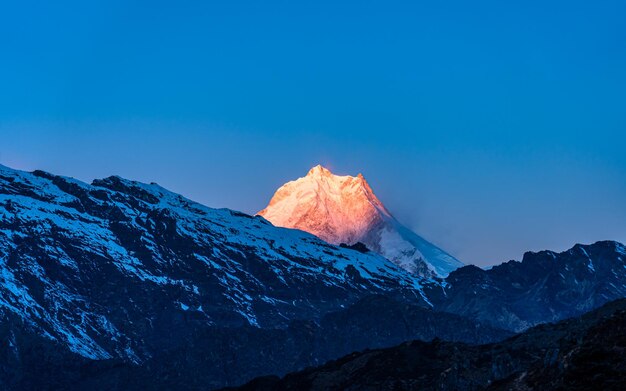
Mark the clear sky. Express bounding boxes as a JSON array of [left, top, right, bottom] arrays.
[[1, 0, 625, 266]]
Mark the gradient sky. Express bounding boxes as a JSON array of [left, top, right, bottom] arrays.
[[1, 0, 625, 267]]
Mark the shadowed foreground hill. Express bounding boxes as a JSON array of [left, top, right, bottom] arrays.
[[232, 299, 626, 391], [0, 295, 510, 390]]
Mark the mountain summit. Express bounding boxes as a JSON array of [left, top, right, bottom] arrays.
[[258, 165, 463, 277]]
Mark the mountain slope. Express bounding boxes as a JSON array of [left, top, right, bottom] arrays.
[[0, 164, 429, 364], [258, 165, 463, 277], [2, 164, 520, 390], [433, 240, 626, 331], [0, 295, 511, 391], [232, 298, 626, 391]]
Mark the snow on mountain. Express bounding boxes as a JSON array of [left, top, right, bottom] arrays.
[[0, 164, 428, 362], [436, 241, 626, 331], [258, 165, 463, 277], [2, 163, 626, 390]]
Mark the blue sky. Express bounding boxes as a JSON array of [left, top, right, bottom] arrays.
[[1, 0, 625, 266]]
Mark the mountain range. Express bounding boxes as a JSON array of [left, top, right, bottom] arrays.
[[431, 240, 626, 331], [0, 163, 624, 389]]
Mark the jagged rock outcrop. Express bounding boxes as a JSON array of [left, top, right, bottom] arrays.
[[433, 240, 626, 332]]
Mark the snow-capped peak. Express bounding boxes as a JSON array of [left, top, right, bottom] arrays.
[[258, 165, 464, 277], [306, 164, 333, 177], [258, 165, 392, 245]]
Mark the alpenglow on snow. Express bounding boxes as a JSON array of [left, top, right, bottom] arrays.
[[257, 165, 464, 277]]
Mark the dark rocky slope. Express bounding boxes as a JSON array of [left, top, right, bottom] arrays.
[[232, 299, 626, 391], [431, 240, 626, 332], [0, 295, 510, 390]]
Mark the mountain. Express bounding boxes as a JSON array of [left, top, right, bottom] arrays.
[[258, 165, 463, 277], [0, 164, 430, 363], [1, 163, 625, 389], [432, 240, 626, 332], [231, 298, 626, 391], [0, 164, 507, 390]]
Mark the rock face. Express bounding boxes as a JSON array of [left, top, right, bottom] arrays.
[[434, 240, 626, 332], [232, 298, 626, 391], [258, 165, 463, 277]]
